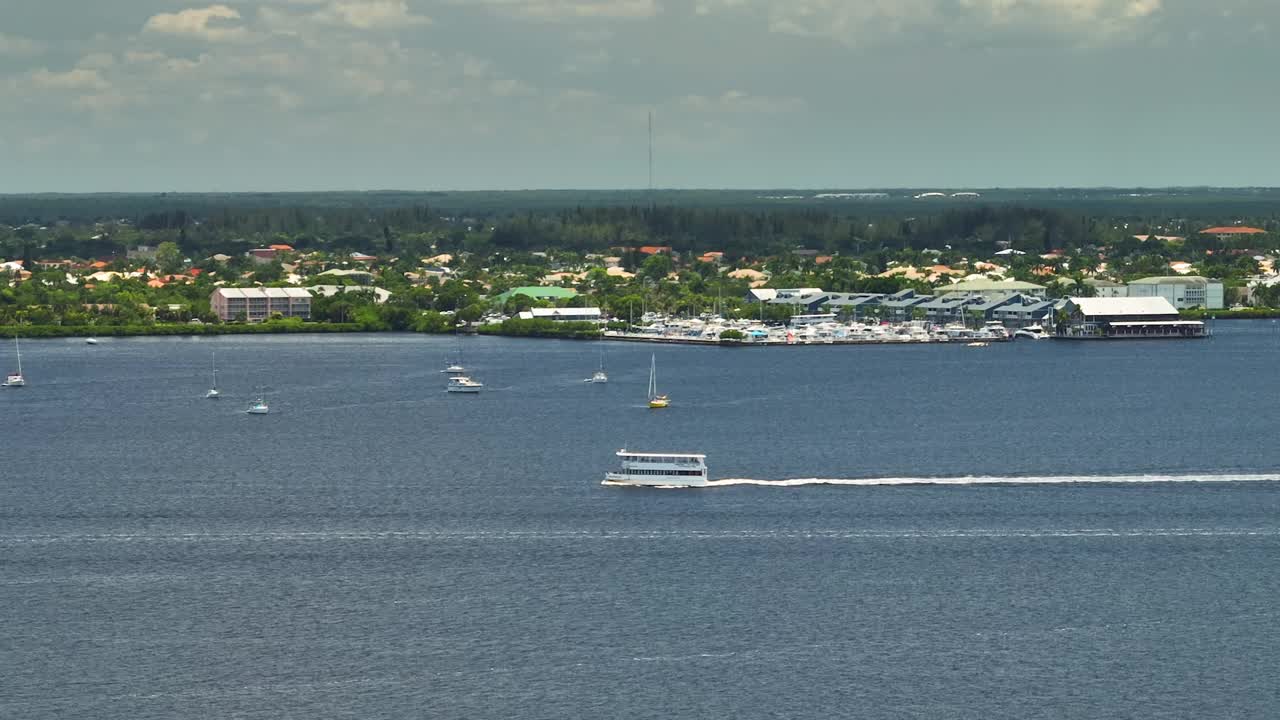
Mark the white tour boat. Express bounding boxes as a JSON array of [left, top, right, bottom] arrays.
[[3, 335, 25, 388], [447, 375, 484, 393], [604, 450, 708, 487]]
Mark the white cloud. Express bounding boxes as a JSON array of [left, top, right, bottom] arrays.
[[695, 0, 1166, 46], [314, 1, 432, 29], [678, 89, 804, 114], [0, 32, 45, 57], [143, 5, 250, 42], [463, 0, 660, 22]]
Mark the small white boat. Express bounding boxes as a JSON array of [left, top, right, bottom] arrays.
[[246, 383, 269, 413], [85, 337, 98, 345], [447, 375, 484, 393], [966, 341, 989, 348], [3, 335, 25, 388], [206, 352, 220, 399], [441, 363, 467, 375], [604, 450, 708, 488]]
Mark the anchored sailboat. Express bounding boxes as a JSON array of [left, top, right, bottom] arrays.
[[647, 354, 668, 408], [206, 352, 221, 399], [585, 344, 608, 383], [3, 335, 25, 388]]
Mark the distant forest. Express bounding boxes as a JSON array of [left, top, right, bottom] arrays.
[[3, 189, 1280, 262]]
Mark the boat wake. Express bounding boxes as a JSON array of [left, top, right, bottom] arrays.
[[708, 472, 1280, 487]]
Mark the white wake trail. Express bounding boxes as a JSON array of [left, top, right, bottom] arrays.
[[708, 473, 1280, 487]]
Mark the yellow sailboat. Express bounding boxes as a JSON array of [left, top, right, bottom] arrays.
[[647, 353, 669, 409]]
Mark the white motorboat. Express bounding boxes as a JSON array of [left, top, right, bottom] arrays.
[[441, 363, 467, 375], [246, 398, 269, 414], [604, 450, 708, 488], [85, 337, 98, 345], [447, 375, 484, 393], [1015, 324, 1050, 340], [3, 336, 25, 388]]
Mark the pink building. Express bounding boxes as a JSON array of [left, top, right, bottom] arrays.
[[211, 288, 312, 322]]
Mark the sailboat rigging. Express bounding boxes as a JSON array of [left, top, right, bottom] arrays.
[[206, 352, 220, 399], [647, 353, 668, 408], [3, 335, 25, 388]]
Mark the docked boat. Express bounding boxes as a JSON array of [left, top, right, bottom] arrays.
[[604, 450, 708, 487], [447, 375, 484, 393], [1014, 324, 1050, 340], [982, 321, 1010, 341], [3, 335, 25, 388], [646, 354, 668, 408]]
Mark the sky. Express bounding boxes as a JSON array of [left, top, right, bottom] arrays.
[[1, 0, 1278, 192]]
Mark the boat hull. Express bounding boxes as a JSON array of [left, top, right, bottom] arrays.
[[604, 472, 708, 488]]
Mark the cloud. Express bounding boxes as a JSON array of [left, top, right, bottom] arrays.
[[0, 32, 45, 57], [314, 1, 432, 30], [694, 0, 1166, 46], [678, 89, 804, 114], [143, 5, 250, 42], [463, 0, 660, 22]]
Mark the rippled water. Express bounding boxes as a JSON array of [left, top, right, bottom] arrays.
[[3, 323, 1279, 718]]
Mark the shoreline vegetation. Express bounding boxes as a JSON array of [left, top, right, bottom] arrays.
[[5, 190, 1280, 340]]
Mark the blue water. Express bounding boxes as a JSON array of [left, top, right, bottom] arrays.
[[3, 323, 1279, 718]]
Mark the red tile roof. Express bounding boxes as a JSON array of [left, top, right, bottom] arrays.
[[1201, 226, 1265, 235], [638, 246, 672, 255]]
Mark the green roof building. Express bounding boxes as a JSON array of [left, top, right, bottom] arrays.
[[492, 286, 579, 304]]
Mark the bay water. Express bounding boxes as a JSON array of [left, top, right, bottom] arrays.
[[3, 323, 1279, 718]]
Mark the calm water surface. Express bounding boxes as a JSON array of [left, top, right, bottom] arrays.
[[3, 322, 1279, 718]]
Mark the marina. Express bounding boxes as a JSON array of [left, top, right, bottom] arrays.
[[606, 314, 1015, 346]]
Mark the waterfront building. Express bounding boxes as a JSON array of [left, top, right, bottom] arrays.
[[876, 289, 933, 322], [990, 297, 1057, 328], [1060, 297, 1204, 339], [517, 307, 603, 322], [211, 287, 312, 322], [1126, 276, 1224, 310]]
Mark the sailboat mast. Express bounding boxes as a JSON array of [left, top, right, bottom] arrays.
[[15, 335, 21, 375]]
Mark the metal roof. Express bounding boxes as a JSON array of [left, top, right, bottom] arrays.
[[935, 278, 1047, 294], [1068, 296, 1178, 317], [213, 287, 311, 299], [1128, 275, 1214, 286]]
